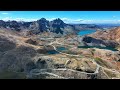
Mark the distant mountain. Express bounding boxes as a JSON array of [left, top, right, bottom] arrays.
[[0, 18, 103, 35], [73, 24, 103, 30], [95, 24, 120, 30]]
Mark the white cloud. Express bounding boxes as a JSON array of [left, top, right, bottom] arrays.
[[74, 19, 84, 22], [2, 17, 12, 21], [61, 18, 72, 23], [47, 18, 83, 23], [1, 13, 9, 15], [15, 18, 38, 22], [1, 17, 38, 22], [61, 18, 70, 21], [81, 19, 120, 24], [57, 18, 84, 23]]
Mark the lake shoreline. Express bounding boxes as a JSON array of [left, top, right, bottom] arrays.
[[77, 29, 97, 36]]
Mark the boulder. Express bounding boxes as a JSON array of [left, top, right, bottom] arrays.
[[25, 38, 39, 45]]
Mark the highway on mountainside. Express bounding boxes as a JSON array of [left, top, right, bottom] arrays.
[[29, 38, 120, 79]]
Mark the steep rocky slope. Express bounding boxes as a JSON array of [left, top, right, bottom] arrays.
[[1, 25, 120, 79], [80, 27, 120, 48], [89, 27, 120, 42], [0, 18, 102, 35], [82, 36, 119, 48], [0, 28, 116, 79]]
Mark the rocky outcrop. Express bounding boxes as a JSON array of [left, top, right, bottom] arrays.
[[82, 36, 119, 48], [29, 18, 50, 32], [29, 18, 66, 34], [49, 18, 66, 34], [89, 27, 120, 44], [25, 38, 39, 45], [81, 27, 120, 49]]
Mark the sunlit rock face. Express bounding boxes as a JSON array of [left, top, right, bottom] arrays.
[[89, 27, 120, 43]]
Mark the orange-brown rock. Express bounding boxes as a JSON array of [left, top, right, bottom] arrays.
[[89, 27, 120, 43]]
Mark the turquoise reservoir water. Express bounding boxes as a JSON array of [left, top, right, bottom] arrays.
[[77, 30, 118, 51], [78, 30, 96, 36], [78, 46, 118, 51], [47, 50, 59, 54], [47, 47, 68, 54], [56, 47, 67, 52]]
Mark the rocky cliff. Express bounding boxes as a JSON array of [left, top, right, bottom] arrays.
[[82, 36, 119, 48], [80, 27, 120, 48], [89, 27, 120, 42], [0, 18, 102, 35]]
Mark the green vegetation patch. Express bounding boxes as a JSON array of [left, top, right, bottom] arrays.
[[94, 57, 111, 69], [94, 57, 102, 61]]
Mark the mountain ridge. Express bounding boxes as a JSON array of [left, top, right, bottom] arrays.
[[0, 18, 103, 35]]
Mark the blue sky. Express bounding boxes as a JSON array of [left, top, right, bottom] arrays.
[[0, 11, 120, 24]]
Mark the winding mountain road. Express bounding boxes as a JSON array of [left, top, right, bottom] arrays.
[[32, 38, 120, 79]]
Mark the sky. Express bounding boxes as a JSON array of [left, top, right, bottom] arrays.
[[0, 11, 120, 24]]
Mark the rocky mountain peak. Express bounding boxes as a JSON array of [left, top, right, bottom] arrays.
[[0, 18, 103, 35], [52, 18, 65, 24], [40, 18, 47, 21], [37, 18, 48, 22]]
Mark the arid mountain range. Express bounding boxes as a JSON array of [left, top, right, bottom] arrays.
[[0, 18, 102, 35], [1, 18, 120, 79]]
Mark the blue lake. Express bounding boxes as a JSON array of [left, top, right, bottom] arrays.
[[47, 47, 68, 54], [78, 46, 118, 51], [47, 50, 59, 54], [56, 47, 67, 51], [78, 30, 96, 36]]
